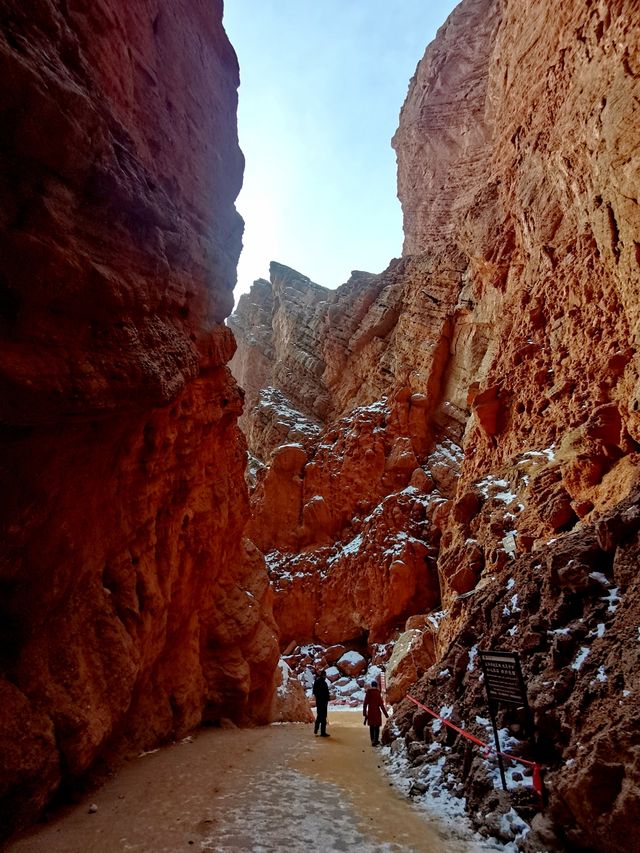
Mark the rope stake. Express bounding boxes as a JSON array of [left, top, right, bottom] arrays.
[[406, 695, 544, 805]]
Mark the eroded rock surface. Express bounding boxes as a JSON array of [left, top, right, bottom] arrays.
[[391, 490, 640, 853], [0, 0, 278, 838], [230, 0, 640, 849]]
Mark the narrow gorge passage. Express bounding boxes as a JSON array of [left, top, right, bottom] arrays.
[[2, 1, 639, 849], [7, 713, 493, 853]]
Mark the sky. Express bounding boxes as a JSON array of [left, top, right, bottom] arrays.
[[223, 1, 459, 298]]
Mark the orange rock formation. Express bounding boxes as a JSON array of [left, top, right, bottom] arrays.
[[0, 0, 278, 839], [230, 0, 640, 848]]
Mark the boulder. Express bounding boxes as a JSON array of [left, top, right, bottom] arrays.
[[386, 628, 436, 705], [336, 651, 367, 677], [269, 660, 313, 724]]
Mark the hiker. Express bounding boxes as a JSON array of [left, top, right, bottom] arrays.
[[363, 680, 388, 745], [312, 669, 330, 737]]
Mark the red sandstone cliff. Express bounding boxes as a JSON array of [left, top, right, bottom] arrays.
[[0, 0, 279, 839], [230, 0, 640, 848]]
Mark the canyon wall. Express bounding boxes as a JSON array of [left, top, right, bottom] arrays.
[[0, 0, 279, 839], [230, 0, 640, 848]]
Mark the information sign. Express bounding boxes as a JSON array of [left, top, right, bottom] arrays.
[[478, 650, 532, 791], [478, 650, 528, 706]]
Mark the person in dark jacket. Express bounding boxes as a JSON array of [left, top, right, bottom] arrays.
[[363, 680, 388, 745], [312, 669, 330, 736]]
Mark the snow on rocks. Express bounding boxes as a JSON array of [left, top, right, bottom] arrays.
[[381, 728, 528, 850], [471, 718, 538, 796], [282, 641, 395, 708], [255, 387, 322, 445], [516, 445, 557, 467], [467, 644, 479, 672], [245, 452, 266, 488], [336, 650, 367, 677], [426, 609, 448, 630], [387, 488, 640, 852], [386, 626, 436, 704], [266, 476, 441, 646], [323, 643, 347, 663], [592, 665, 607, 684], [388, 708, 537, 848], [571, 646, 591, 670], [324, 666, 340, 682], [427, 440, 463, 492], [431, 705, 453, 734], [269, 658, 314, 723], [502, 593, 520, 616], [475, 476, 512, 501], [602, 587, 620, 613], [327, 533, 363, 564]]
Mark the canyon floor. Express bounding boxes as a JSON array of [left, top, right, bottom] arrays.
[[6, 712, 511, 853]]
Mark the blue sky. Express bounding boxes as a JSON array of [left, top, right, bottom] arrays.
[[223, 1, 459, 297]]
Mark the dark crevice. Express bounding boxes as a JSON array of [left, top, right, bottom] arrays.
[[606, 203, 621, 262]]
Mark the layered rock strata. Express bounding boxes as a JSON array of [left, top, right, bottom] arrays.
[[232, 256, 464, 646], [0, 0, 278, 839], [230, 0, 640, 848]]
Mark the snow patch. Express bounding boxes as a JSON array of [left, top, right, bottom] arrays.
[[341, 534, 363, 556], [571, 647, 590, 670], [467, 645, 478, 672], [476, 476, 509, 498], [602, 587, 620, 613], [495, 490, 518, 503], [338, 650, 365, 667], [432, 705, 453, 734], [502, 594, 520, 616], [426, 610, 448, 631], [433, 441, 463, 464], [498, 808, 530, 844], [256, 387, 322, 439], [276, 659, 291, 698], [383, 740, 482, 842]]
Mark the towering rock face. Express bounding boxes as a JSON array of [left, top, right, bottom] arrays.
[[231, 0, 639, 848], [0, 0, 279, 838], [393, 0, 501, 256], [394, 0, 640, 610]]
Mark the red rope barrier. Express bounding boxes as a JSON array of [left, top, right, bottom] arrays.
[[406, 695, 544, 804]]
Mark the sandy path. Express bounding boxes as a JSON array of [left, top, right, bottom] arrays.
[[7, 712, 487, 852]]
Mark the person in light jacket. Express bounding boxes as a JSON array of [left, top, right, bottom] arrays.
[[363, 680, 388, 745]]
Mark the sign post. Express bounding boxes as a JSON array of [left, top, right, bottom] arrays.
[[478, 650, 532, 792]]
